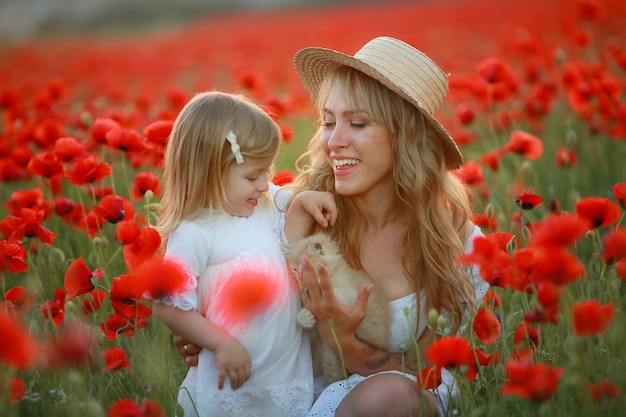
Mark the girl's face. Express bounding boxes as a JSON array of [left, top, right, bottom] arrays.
[[320, 89, 395, 197], [223, 155, 274, 217]]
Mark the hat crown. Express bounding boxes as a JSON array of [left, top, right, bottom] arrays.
[[353, 37, 448, 116]]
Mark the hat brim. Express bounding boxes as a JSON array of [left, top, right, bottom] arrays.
[[294, 46, 463, 169]]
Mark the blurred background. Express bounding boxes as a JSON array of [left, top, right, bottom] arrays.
[[0, 0, 393, 41]]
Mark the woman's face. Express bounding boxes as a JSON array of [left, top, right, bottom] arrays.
[[320, 89, 395, 197]]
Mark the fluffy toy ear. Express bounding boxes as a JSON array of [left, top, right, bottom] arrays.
[[280, 243, 290, 256], [309, 240, 324, 255]]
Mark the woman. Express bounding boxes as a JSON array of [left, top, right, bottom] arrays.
[[180, 37, 488, 417]]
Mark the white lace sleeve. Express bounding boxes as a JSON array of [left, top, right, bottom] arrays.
[[456, 224, 490, 334], [151, 220, 213, 311], [269, 182, 292, 245]]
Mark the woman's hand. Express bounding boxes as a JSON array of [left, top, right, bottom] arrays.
[[295, 255, 372, 356], [174, 333, 201, 366]]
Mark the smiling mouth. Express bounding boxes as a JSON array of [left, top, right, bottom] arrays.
[[334, 159, 359, 169]]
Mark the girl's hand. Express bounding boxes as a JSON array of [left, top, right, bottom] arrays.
[[174, 333, 201, 366], [295, 255, 372, 351], [213, 338, 252, 390]]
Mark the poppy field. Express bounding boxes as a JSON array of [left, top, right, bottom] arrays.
[[1, 0, 626, 416]]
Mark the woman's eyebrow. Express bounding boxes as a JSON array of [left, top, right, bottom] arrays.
[[322, 107, 366, 116]]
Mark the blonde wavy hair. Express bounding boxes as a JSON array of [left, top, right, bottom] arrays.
[[288, 66, 477, 333], [157, 91, 281, 246]]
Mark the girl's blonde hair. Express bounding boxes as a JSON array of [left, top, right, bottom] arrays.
[[289, 66, 477, 333], [157, 91, 281, 245]]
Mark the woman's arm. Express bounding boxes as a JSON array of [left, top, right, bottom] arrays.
[[153, 303, 251, 390], [296, 256, 433, 376]]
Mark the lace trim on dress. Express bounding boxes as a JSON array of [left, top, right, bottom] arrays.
[[181, 379, 313, 417], [150, 272, 198, 311]]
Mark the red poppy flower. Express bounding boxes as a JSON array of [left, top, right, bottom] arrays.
[[483, 290, 501, 308], [471, 211, 498, 231], [587, 379, 621, 403], [108, 399, 143, 417], [515, 188, 543, 210], [280, 124, 294, 143], [472, 307, 501, 345], [75, 210, 103, 238], [87, 185, 114, 199], [272, 169, 295, 186], [115, 219, 142, 244], [103, 347, 131, 372], [474, 347, 499, 367], [534, 280, 564, 308], [93, 194, 126, 224], [123, 226, 161, 270], [455, 102, 475, 125], [457, 234, 514, 288], [106, 127, 146, 153], [570, 300, 615, 336], [612, 182, 626, 210], [100, 312, 149, 341], [555, 147, 578, 167], [110, 274, 153, 319], [0, 310, 38, 368], [601, 227, 626, 264], [575, 0, 604, 22], [132, 256, 191, 300], [456, 160, 485, 187], [64, 257, 104, 298], [502, 357, 563, 402], [6, 188, 46, 215], [426, 335, 475, 378], [4, 286, 35, 313], [41, 318, 96, 369], [476, 57, 519, 101], [91, 117, 121, 144], [38, 287, 66, 327], [27, 151, 64, 178], [505, 130, 544, 160], [530, 246, 586, 286], [0, 208, 56, 245], [528, 213, 592, 247], [416, 365, 442, 390], [143, 119, 173, 146], [575, 196, 621, 228], [524, 304, 560, 325], [0, 239, 28, 273], [82, 288, 108, 315], [54, 136, 87, 162], [64, 154, 112, 186], [479, 149, 503, 171], [9, 376, 25, 403], [130, 171, 161, 201], [513, 320, 540, 349]]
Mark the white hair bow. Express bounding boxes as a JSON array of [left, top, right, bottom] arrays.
[[225, 131, 244, 164]]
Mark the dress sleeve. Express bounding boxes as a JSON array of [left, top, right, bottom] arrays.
[[269, 182, 292, 245], [153, 221, 210, 311], [455, 224, 490, 334]]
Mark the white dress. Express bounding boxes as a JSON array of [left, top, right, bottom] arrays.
[[160, 184, 313, 417], [306, 225, 489, 417]]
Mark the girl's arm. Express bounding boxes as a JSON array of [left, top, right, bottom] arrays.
[[285, 190, 337, 242], [153, 303, 251, 390], [295, 256, 431, 375]]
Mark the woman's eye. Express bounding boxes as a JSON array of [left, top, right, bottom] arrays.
[[322, 121, 336, 129], [351, 123, 366, 129]]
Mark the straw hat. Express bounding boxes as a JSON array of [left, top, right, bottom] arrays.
[[294, 36, 463, 169]]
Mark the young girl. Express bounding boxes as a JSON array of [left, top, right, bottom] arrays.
[[152, 91, 323, 417]]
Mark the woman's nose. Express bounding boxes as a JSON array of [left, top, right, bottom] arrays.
[[327, 125, 349, 150]]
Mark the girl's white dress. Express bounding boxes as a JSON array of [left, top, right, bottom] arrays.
[[159, 185, 313, 417], [306, 225, 489, 417]]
